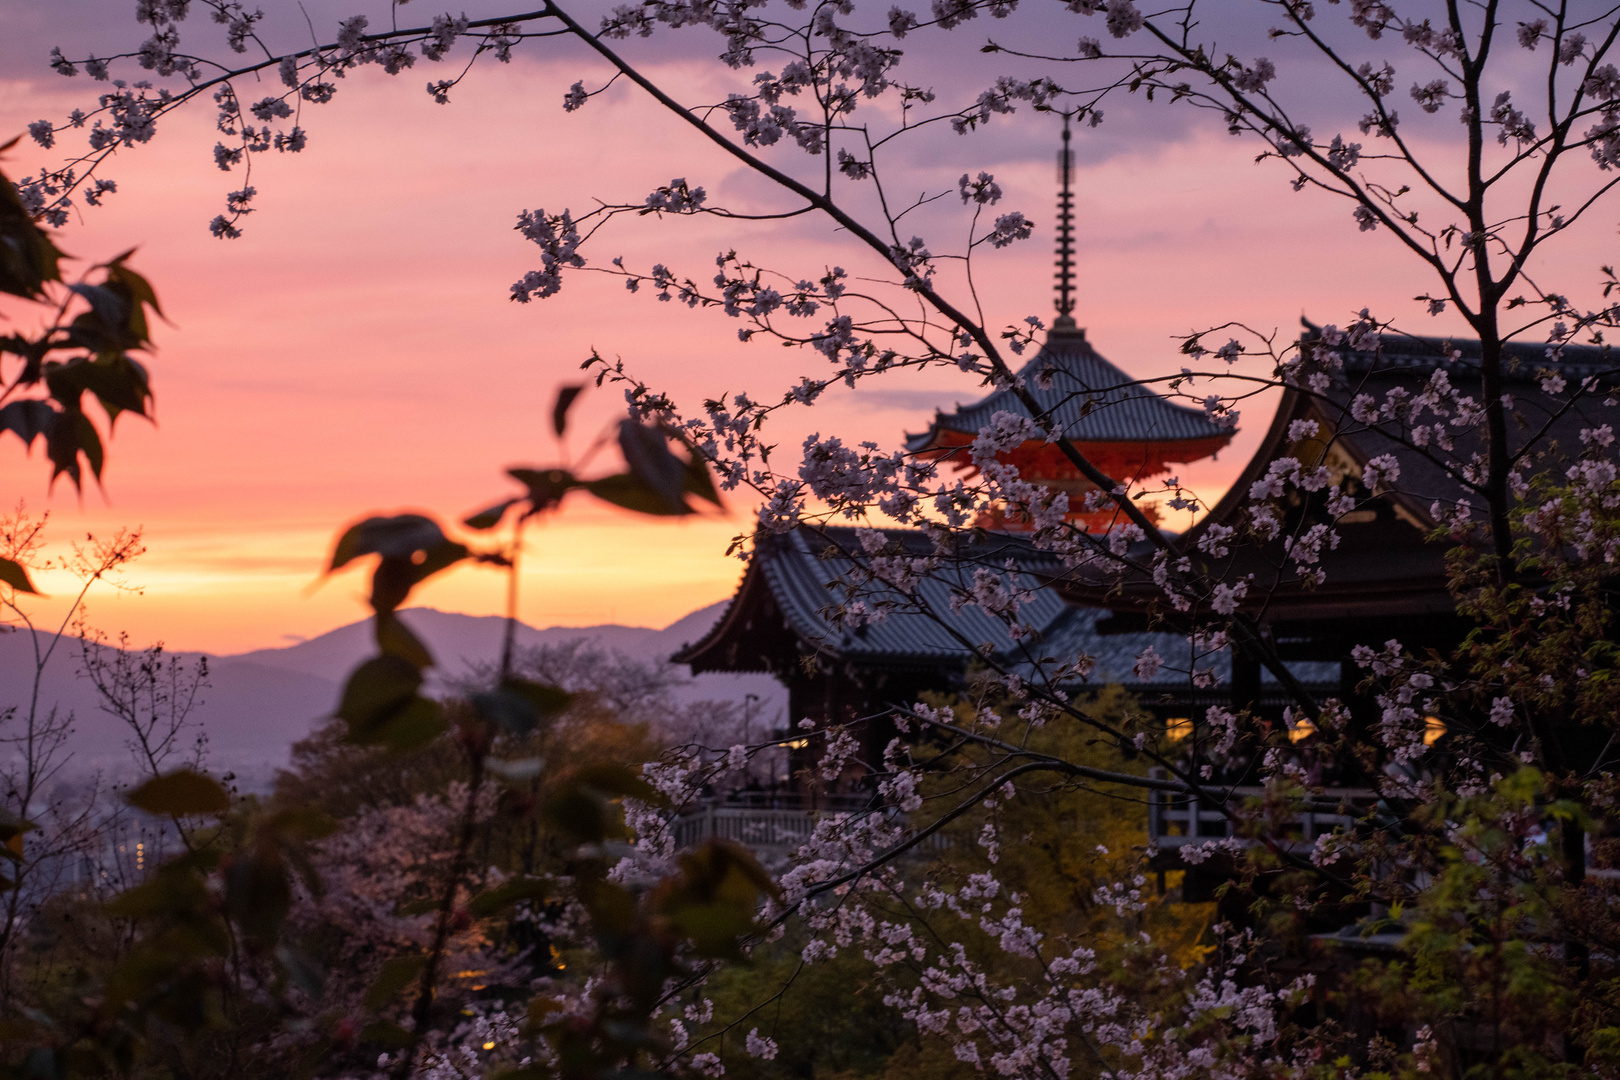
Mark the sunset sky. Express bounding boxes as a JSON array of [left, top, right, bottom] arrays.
[[2, 1, 1614, 653]]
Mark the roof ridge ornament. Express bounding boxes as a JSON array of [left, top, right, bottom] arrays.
[[1052, 112, 1083, 340]]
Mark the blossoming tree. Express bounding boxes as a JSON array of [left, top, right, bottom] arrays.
[[13, 0, 1620, 1075]]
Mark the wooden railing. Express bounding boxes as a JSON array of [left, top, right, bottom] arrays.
[[671, 806, 824, 854], [669, 794, 918, 862], [1147, 768, 1377, 852]]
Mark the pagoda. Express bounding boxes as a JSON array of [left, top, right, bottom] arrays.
[[903, 118, 1235, 530]]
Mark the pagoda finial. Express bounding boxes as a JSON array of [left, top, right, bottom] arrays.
[[1052, 113, 1078, 334]]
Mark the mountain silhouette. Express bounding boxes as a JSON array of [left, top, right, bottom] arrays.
[[0, 601, 781, 792]]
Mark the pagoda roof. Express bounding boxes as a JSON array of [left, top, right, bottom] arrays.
[[903, 326, 1236, 454]]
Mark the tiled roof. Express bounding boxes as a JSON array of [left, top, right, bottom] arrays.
[[903, 328, 1234, 453], [1335, 329, 1616, 382], [676, 526, 1339, 691], [1020, 606, 1338, 688], [1318, 329, 1620, 517], [684, 526, 1073, 668]]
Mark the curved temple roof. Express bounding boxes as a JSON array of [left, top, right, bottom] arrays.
[[672, 525, 1337, 689], [903, 327, 1237, 454], [673, 526, 1072, 673]]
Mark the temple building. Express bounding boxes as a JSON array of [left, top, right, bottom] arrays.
[[671, 524, 1252, 784], [673, 120, 1327, 775]]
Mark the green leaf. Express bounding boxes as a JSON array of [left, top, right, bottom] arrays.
[[507, 467, 578, 512], [665, 901, 755, 959], [463, 498, 518, 530], [473, 680, 571, 736], [543, 763, 655, 845], [471, 689, 539, 736], [337, 656, 447, 751], [467, 877, 551, 918], [375, 611, 434, 670], [43, 409, 101, 492], [585, 473, 691, 517], [65, 283, 134, 353], [658, 839, 781, 960], [0, 557, 39, 595], [104, 255, 163, 343], [264, 806, 337, 842], [502, 679, 574, 719], [223, 848, 292, 945], [364, 954, 427, 1010], [22, 1047, 63, 1080], [552, 384, 585, 437], [354, 694, 446, 753], [0, 809, 34, 871], [358, 533, 469, 614], [107, 868, 212, 921], [338, 655, 422, 727], [0, 400, 54, 448], [683, 447, 723, 508], [578, 879, 637, 936], [276, 946, 326, 1000], [0, 151, 65, 300], [571, 762, 655, 801], [328, 513, 451, 573], [81, 355, 153, 423], [126, 770, 230, 816], [617, 419, 688, 513]]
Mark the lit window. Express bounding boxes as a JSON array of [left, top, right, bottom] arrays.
[[1287, 717, 1317, 744], [1424, 715, 1446, 746], [1166, 717, 1192, 742]]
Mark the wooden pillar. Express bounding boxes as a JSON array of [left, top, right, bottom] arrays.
[[1232, 648, 1262, 714]]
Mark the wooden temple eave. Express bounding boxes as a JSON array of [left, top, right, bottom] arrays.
[[1175, 381, 1442, 541], [1044, 382, 1464, 632], [672, 537, 986, 683], [673, 561, 792, 676]]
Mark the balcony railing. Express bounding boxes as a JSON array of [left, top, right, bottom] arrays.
[[1147, 768, 1377, 853], [669, 794, 905, 862]]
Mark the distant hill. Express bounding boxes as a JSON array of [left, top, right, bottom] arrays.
[[0, 600, 782, 792], [228, 603, 730, 684]]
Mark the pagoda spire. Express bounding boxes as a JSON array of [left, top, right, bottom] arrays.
[[1053, 113, 1078, 334]]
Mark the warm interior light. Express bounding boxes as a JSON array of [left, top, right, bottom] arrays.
[[482, 1042, 496, 1051], [783, 738, 808, 750], [1287, 717, 1318, 744], [1166, 717, 1192, 742], [1424, 715, 1446, 746]]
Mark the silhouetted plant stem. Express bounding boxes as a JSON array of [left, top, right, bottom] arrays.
[[396, 736, 488, 1080], [500, 518, 525, 684]]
